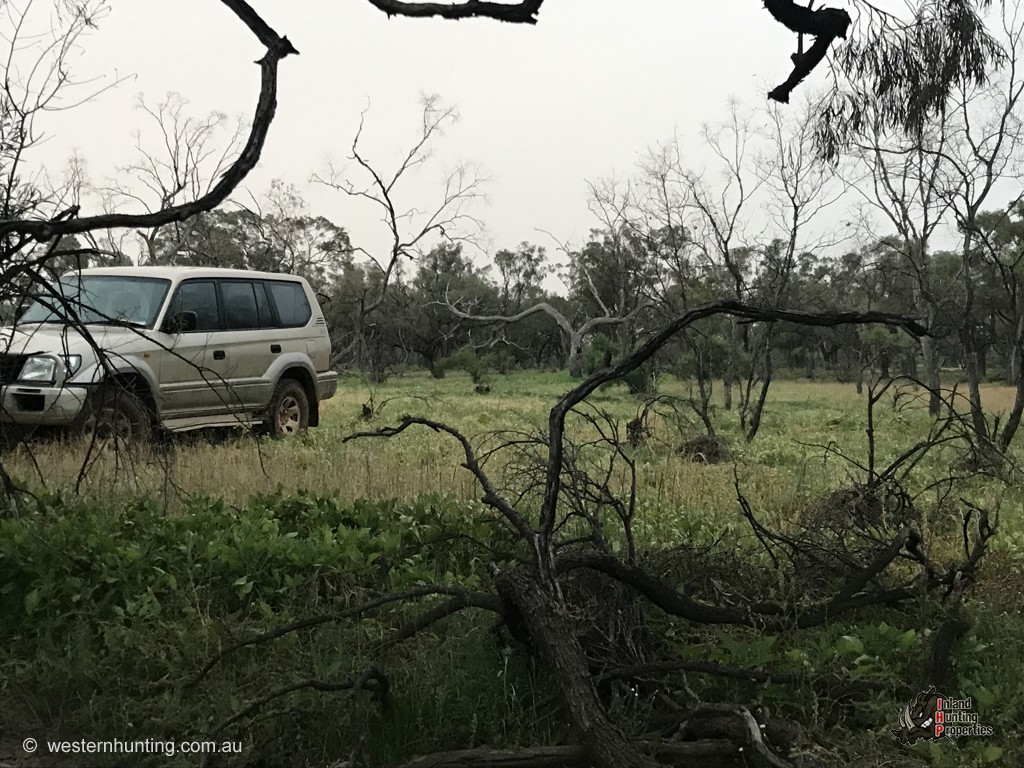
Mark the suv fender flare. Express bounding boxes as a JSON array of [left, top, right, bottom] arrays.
[[265, 356, 320, 427], [79, 356, 161, 421]]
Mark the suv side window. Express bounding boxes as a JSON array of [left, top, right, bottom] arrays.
[[266, 281, 311, 328], [253, 282, 274, 328], [220, 281, 261, 330], [167, 280, 219, 331]]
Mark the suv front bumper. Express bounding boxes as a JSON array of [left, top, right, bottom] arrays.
[[0, 384, 89, 426]]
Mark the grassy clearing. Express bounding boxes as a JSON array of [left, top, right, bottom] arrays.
[[6, 372, 1021, 518], [1, 372, 1022, 767]]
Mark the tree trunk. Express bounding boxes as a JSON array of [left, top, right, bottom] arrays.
[[723, 318, 747, 412], [696, 372, 717, 439], [567, 332, 585, 378], [921, 333, 941, 417], [744, 333, 773, 442], [962, 340, 988, 440], [495, 569, 660, 768], [959, 236, 988, 440], [913, 242, 942, 417], [900, 349, 917, 378], [998, 325, 1024, 451]]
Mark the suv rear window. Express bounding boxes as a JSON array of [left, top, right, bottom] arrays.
[[220, 281, 261, 330], [266, 281, 311, 327]]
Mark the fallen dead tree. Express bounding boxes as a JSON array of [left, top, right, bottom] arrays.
[[198, 300, 997, 768]]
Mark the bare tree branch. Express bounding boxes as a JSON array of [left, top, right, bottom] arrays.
[[314, 95, 484, 367], [192, 584, 497, 684], [0, 0, 297, 243], [207, 668, 388, 741], [365, 0, 545, 24], [343, 416, 536, 541], [444, 291, 648, 377]]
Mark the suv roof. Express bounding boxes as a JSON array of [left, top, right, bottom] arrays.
[[74, 266, 308, 282]]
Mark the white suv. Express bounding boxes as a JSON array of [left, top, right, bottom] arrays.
[[0, 267, 338, 439]]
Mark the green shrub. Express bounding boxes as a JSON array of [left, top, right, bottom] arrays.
[[0, 492, 513, 649], [582, 333, 658, 395], [440, 345, 498, 388], [0, 491, 531, 765]]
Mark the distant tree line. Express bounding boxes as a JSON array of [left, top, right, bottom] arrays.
[[48, 67, 1020, 451], [3, 2, 1022, 454], [115, 76, 1023, 448]]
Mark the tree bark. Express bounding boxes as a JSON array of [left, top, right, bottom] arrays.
[[960, 235, 989, 439], [744, 334, 773, 442], [495, 568, 661, 768], [397, 741, 775, 768], [913, 242, 942, 417], [921, 332, 941, 416], [426, 355, 446, 379], [999, 330, 1024, 450], [922, 607, 970, 690], [568, 333, 585, 378]]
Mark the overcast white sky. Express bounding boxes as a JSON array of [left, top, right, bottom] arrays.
[[28, 0, 1020, 277], [27, 0, 814, 267]]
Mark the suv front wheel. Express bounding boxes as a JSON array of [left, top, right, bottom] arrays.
[[266, 379, 309, 438], [79, 386, 152, 445]]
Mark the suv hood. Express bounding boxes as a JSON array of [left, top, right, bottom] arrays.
[[0, 323, 144, 358]]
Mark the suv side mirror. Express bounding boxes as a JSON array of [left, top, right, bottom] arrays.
[[162, 310, 198, 334]]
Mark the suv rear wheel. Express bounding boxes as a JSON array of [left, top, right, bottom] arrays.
[[267, 379, 309, 438], [79, 387, 152, 445]]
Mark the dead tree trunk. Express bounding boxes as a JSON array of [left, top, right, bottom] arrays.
[[495, 568, 661, 768]]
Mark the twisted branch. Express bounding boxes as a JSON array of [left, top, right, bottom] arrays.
[[0, 0, 297, 243], [365, 0, 545, 23]]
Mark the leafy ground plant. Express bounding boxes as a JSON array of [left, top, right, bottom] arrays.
[[183, 301, 1010, 768], [1, 325, 1022, 765]]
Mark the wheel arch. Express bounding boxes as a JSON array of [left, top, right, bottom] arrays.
[[100, 368, 159, 424], [278, 366, 318, 427]]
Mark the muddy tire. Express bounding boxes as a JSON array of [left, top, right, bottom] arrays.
[[266, 379, 309, 438], [79, 387, 152, 445]]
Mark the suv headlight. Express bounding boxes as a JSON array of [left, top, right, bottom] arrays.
[[64, 355, 82, 378], [18, 356, 57, 384]]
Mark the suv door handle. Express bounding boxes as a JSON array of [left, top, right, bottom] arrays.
[[212, 350, 226, 360], [270, 344, 281, 354]]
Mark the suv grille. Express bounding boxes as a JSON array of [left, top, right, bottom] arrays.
[[0, 354, 28, 384]]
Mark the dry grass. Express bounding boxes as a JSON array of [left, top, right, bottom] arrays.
[[3, 373, 1022, 768], [3, 373, 1021, 528]]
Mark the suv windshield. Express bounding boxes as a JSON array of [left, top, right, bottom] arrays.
[[20, 275, 171, 329]]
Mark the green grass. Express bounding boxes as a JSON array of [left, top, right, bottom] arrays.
[[1, 371, 1022, 767], [7, 372, 1020, 517]]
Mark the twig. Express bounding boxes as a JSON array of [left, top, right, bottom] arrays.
[[192, 585, 497, 684], [206, 668, 388, 740]]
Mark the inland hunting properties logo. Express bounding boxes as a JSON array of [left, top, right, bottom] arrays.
[[893, 687, 994, 744]]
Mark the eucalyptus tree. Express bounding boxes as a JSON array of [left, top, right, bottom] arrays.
[[0, 1, 1015, 765], [847, 117, 955, 415], [148, 183, 353, 281], [931, 5, 1024, 450]]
